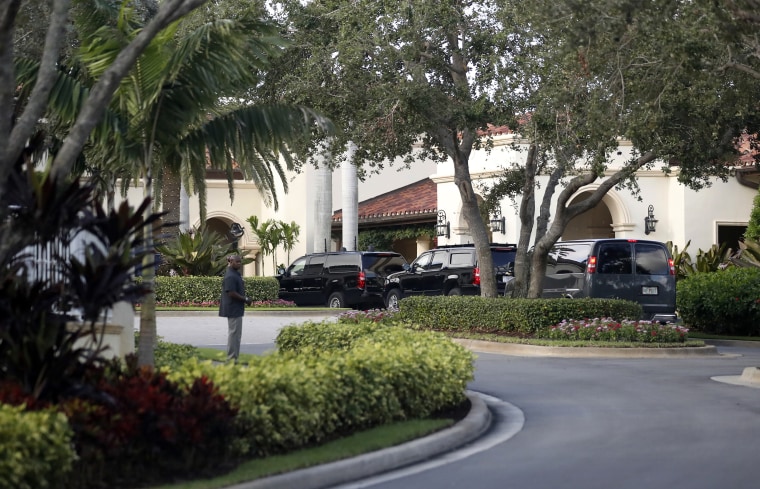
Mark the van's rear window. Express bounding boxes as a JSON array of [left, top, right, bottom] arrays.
[[634, 244, 670, 275], [597, 243, 633, 274]]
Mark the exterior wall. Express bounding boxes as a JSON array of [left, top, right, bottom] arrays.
[[679, 176, 756, 252], [115, 134, 756, 276], [432, 135, 755, 252]]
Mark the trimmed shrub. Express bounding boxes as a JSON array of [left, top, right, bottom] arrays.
[[0, 404, 76, 489], [276, 320, 390, 353], [148, 276, 279, 305], [677, 268, 760, 335], [170, 324, 474, 457], [395, 296, 642, 334], [135, 334, 198, 370]]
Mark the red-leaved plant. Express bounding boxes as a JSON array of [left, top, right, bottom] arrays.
[[58, 358, 241, 488]]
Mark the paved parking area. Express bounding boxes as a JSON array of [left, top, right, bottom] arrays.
[[134, 310, 339, 352]]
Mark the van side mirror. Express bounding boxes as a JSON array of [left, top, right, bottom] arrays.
[[277, 267, 286, 276]]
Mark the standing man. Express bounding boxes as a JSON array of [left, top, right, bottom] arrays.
[[219, 254, 251, 361]]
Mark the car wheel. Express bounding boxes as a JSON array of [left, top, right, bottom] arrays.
[[386, 289, 402, 311], [447, 287, 462, 296], [327, 292, 346, 308]]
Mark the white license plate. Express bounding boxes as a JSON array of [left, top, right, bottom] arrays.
[[642, 286, 658, 295], [503, 276, 513, 283]]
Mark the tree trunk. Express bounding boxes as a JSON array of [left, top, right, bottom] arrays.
[[162, 169, 182, 239], [511, 144, 537, 298], [524, 167, 565, 297], [451, 150, 498, 297], [137, 170, 156, 368]]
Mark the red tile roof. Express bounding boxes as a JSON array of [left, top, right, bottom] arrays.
[[332, 178, 437, 225], [737, 132, 759, 167]]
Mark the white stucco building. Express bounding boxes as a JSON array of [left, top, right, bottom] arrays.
[[433, 135, 757, 255], [118, 133, 759, 276]]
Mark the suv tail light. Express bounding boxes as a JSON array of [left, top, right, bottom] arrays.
[[587, 255, 597, 274], [668, 258, 675, 275], [358, 271, 366, 290], [473, 267, 480, 286]]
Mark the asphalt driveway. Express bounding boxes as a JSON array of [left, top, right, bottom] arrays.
[[148, 312, 760, 489]]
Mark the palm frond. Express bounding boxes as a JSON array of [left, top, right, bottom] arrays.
[[15, 57, 127, 164], [152, 17, 290, 144], [169, 16, 285, 85], [176, 104, 332, 210], [75, 1, 177, 128]]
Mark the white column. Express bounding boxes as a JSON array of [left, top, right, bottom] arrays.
[[110, 301, 135, 357], [342, 141, 358, 251], [179, 182, 190, 232], [313, 144, 333, 253]]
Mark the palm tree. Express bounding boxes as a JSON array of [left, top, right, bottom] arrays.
[[280, 221, 301, 266], [247, 215, 283, 275], [65, 2, 332, 366]]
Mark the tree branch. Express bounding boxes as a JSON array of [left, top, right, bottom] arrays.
[[722, 59, 760, 80], [0, 0, 22, 155], [4, 0, 70, 174]]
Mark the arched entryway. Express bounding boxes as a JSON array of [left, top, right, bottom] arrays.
[[204, 213, 259, 276], [563, 191, 615, 240]]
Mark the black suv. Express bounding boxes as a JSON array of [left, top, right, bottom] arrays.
[[276, 251, 408, 308], [384, 244, 517, 309]]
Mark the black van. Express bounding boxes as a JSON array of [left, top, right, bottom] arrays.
[[276, 251, 408, 308], [508, 239, 677, 322]]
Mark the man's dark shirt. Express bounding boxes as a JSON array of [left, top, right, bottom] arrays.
[[219, 267, 245, 318]]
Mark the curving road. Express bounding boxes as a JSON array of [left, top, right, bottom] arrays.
[[345, 345, 760, 489], [152, 313, 760, 489]]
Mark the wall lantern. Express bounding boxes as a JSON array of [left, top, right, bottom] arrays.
[[229, 222, 245, 249], [644, 205, 658, 235], [230, 222, 244, 239], [489, 208, 506, 234], [436, 210, 450, 238]]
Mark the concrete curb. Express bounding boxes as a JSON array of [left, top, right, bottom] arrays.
[[230, 390, 492, 489], [702, 339, 760, 349], [452, 338, 724, 358], [712, 366, 760, 389]]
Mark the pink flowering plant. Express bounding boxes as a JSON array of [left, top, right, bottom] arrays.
[[155, 300, 220, 308], [250, 299, 296, 308], [147, 299, 296, 308], [337, 309, 398, 324], [538, 318, 689, 343]]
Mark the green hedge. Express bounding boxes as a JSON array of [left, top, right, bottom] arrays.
[[0, 404, 76, 489], [148, 276, 279, 304], [275, 320, 389, 353], [394, 296, 643, 334], [169, 323, 474, 457], [677, 268, 760, 335]]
